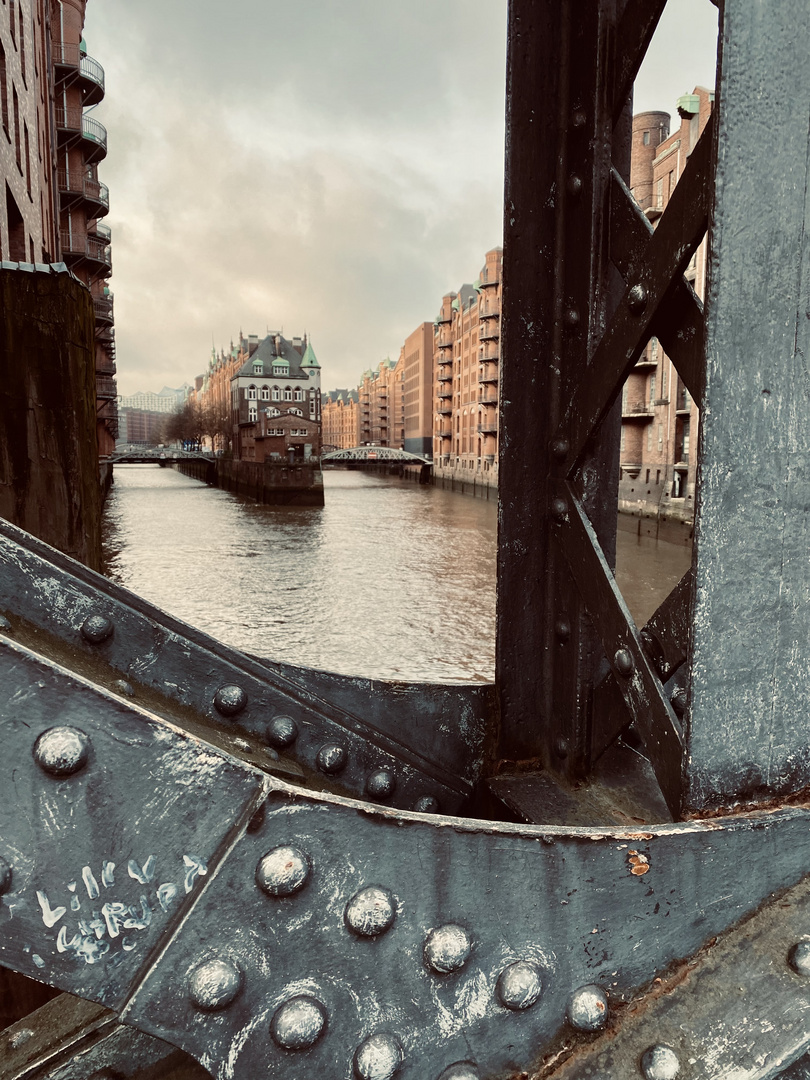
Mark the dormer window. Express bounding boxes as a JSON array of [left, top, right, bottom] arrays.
[[253, 361, 263, 375]]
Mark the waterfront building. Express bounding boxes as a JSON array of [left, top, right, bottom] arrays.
[[402, 321, 434, 457], [0, 0, 117, 457], [117, 408, 166, 447], [432, 247, 502, 494], [620, 87, 712, 524], [357, 356, 402, 448], [321, 389, 359, 451], [231, 332, 321, 461], [118, 386, 190, 414]]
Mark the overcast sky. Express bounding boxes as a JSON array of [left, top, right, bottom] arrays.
[[84, 1, 718, 398]]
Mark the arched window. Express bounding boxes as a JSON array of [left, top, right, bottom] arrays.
[[294, 388, 304, 401], [272, 387, 280, 401], [247, 385, 257, 400], [284, 387, 292, 401], [260, 385, 270, 400]]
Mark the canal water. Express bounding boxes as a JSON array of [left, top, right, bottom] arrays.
[[102, 467, 692, 683]]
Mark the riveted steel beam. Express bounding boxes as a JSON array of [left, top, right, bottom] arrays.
[[0, 517, 490, 815]]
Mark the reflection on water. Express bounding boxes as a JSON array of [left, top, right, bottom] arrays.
[[102, 466, 692, 683]]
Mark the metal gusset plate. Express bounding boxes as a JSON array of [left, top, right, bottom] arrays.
[[545, 874, 810, 1080], [0, 634, 267, 1005], [122, 787, 810, 1080], [0, 518, 489, 814]]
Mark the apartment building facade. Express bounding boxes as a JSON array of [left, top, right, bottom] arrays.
[[620, 88, 712, 524], [433, 247, 502, 494], [321, 389, 359, 451], [402, 321, 433, 457], [0, 0, 117, 457]]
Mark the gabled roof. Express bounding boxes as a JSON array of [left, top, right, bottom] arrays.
[[233, 333, 314, 381]]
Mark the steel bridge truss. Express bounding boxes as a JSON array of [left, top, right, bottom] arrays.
[[3, 2, 810, 1079]]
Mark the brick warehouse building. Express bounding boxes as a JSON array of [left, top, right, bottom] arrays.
[[0, 0, 117, 458], [619, 87, 712, 526]]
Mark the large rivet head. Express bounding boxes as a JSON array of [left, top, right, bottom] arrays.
[[345, 886, 396, 938], [641, 1045, 680, 1080], [496, 960, 544, 1010], [424, 924, 471, 974], [413, 795, 440, 814], [256, 845, 310, 898], [627, 283, 648, 314], [81, 614, 113, 644], [270, 995, 327, 1050], [33, 727, 90, 777], [353, 1033, 403, 1080], [317, 743, 347, 774], [213, 684, 248, 718], [267, 715, 298, 749], [567, 175, 583, 197], [551, 497, 568, 523], [438, 1065, 479, 1080], [366, 769, 396, 801], [789, 941, 810, 976], [567, 983, 608, 1031], [564, 308, 580, 329], [614, 649, 635, 677], [0, 856, 11, 895], [187, 957, 242, 1011], [551, 437, 570, 461]]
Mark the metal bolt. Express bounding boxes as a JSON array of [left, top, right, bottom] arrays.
[[353, 1033, 403, 1080], [789, 941, 810, 976], [33, 727, 90, 777], [571, 109, 586, 128], [567, 174, 583, 197], [641, 1045, 681, 1080], [256, 845, 311, 898], [551, 497, 568, 523], [267, 715, 298, 749], [496, 960, 544, 1010], [424, 924, 472, 974], [438, 1065, 479, 1080], [670, 688, 688, 717], [555, 618, 571, 642], [270, 995, 327, 1050], [345, 885, 396, 938], [614, 648, 635, 676], [564, 307, 580, 328], [187, 957, 242, 1011], [0, 856, 11, 895], [551, 437, 570, 461], [414, 795, 440, 814], [213, 684, 248, 718], [0, 615, 11, 633], [81, 614, 113, 644], [366, 769, 396, 801], [567, 983, 608, 1031], [112, 679, 134, 698], [317, 743, 348, 774], [627, 283, 648, 314]]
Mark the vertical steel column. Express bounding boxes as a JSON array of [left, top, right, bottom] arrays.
[[686, 0, 810, 813], [497, 0, 628, 779]]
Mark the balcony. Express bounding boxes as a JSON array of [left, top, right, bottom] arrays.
[[57, 168, 109, 216], [439, 427, 452, 439], [437, 371, 452, 383], [478, 394, 498, 406], [479, 327, 500, 342], [438, 405, 452, 416], [93, 294, 114, 324], [438, 387, 452, 399], [635, 353, 657, 368], [479, 306, 499, 320], [479, 367, 499, 385], [96, 374, 117, 400], [437, 354, 453, 368], [480, 345, 500, 362], [480, 271, 500, 288], [60, 229, 112, 272], [96, 354, 116, 375], [478, 422, 498, 435], [436, 337, 453, 351], [54, 107, 108, 162], [52, 42, 105, 106], [621, 401, 654, 421]]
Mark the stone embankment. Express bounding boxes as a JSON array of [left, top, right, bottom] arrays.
[[173, 457, 324, 506]]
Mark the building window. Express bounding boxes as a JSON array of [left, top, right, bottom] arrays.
[[260, 386, 269, 400], [247, 385, 257, 400], [12, 85, 20, 170], [643, 130, 650, 146], [253, 362, 262, 374], [272, 387, 280, 401], [658, 423, 663, 452], [294, 388, 304, 401], [649, 373, 656, 403], [248, 408, 257, 422], [647, 426, 653, 452], [284, 388, 292, 401], [273, 364, 288, 376], [620, 427, 625, 453]]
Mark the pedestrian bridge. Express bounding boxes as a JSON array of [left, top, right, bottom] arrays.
[[108, 449, 215, 466], [322, 446, 431, 465]]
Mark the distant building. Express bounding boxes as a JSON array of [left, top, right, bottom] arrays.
[[231, 332, 321, 461], [118, 386, 191, 413], [117, 409, 166, 446], [620, 87, 712, 522], [321, 389, 360, 450], [402, 322, 434, 457], [432, 248, 502, 493]]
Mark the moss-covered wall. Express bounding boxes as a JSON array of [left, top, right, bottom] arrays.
[[0, 268, 102, 570]]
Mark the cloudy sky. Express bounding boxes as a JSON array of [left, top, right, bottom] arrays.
[[84, 1, 718, 398]]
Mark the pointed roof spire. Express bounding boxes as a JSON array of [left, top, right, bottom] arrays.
[[301, 341, 320, 369]]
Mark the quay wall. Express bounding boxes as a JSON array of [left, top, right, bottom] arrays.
[[0, 268, 102, 570], [173, 457, 324, 506]]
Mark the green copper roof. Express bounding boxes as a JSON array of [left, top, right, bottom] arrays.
[[301, 341, 320, 369]]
